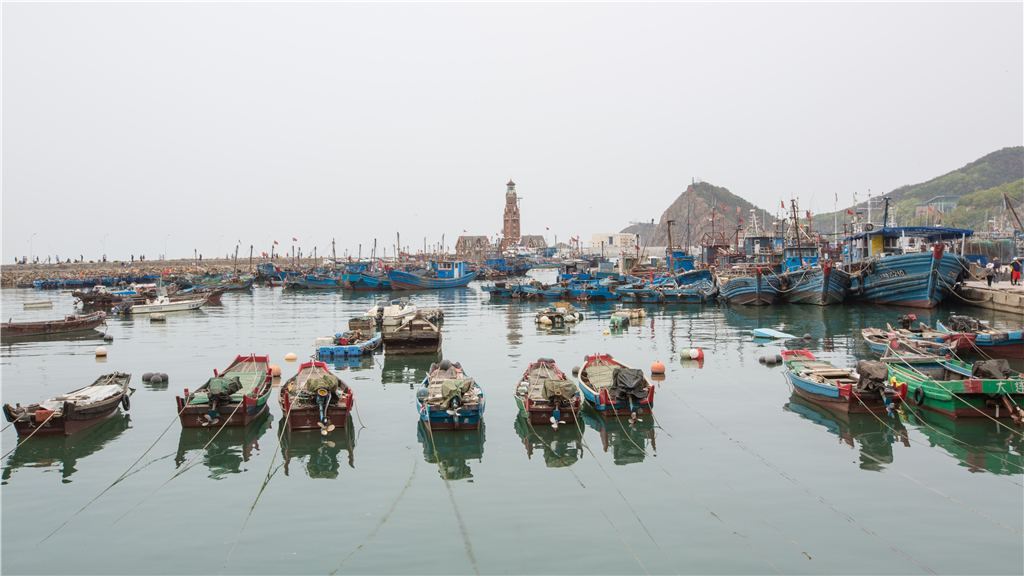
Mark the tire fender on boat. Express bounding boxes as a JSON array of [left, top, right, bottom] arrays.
[[912, 386, 925, 406], [121, 393, 131, 411]]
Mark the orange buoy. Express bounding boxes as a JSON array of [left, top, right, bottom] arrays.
[[270, 364, 282, 376], [285, 353, 298, 362], [651, 360, 665, 374]]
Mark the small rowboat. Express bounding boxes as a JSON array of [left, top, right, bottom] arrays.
[[279, 360, 353, 434], [3, 373, 132, 437], [1, 311, 106, 339], [129, 295, 207, 314], [23, 301, 54, 309], [936, 316, 1024, 359], [781, 350, 905, 414], [176, 355, 273, 428], [576, 353, 654, 418], [415, 360, 484, 430], [514, 358, 581, 428]]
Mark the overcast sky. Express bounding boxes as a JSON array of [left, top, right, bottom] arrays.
[[3, 2, 1021, 262]]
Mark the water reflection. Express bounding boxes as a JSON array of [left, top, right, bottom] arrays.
[[2, 413, 131, 484], [513, 415, 583, 468], [280, 416, 355, 478], [175, 411, 273, 479], [416, 421, 485, 481], [784, 392, 909, 471], [381, 353, 440, 387], [332, 353, 377, 372], [902, 406, 1024, 476], [580, 405, 656, 465]]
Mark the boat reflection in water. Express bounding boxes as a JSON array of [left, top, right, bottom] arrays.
[[331, 354, 376, 372], [784, 392, 910, 471], [174, 411, 273, 479], [416, 421, 485, 481], [579, 405, 656, 466], [2, 413, 131, 484], [513, 415, 583, 468], [902, 405, 1023, 476], [381, 353, 440, 387], [280, 416, 355, 478]]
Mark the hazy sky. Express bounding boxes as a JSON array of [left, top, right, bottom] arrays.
[[3, 2, 1022, 262]]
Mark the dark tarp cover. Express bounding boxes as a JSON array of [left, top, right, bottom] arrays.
[[609, 368, 647, 403], [205, 376, 242, 401], [971, 359, 1012, 379], [947, 315, 979, 333], [855, 360, 889, 393], [542, 378, 577, 403], [441, 378, 475, 406], [307, 373, 344, 395]]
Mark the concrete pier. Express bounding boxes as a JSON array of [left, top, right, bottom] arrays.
[[958, 280, 1024, 314]]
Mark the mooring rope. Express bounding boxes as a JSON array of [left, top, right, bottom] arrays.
[[1, 411, 56, 459], [668, 386, 937, 575]]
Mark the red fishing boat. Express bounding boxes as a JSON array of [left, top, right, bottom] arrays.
[[3, 373, 132, 437], [176, 355, 273, 428], [279, 360, 353, 434]]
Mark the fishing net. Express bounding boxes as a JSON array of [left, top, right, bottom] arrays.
[[205, 376, 242, 401]]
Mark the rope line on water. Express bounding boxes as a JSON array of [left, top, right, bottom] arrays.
[[569, 412, 678, 574], [421, 406, 480, 576], [668, 387, 938, 575], [1, 411, 56, 460], [329, 460, 418, 575], [45, 399, 248, 575], [221, 400, 295, 574], [523, 416, 650, 575]]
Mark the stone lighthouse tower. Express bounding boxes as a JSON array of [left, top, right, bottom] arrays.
[[502, 179, 520, 249]]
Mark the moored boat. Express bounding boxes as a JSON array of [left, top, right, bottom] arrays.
[[576, 353, 654, 418], [175, 355, 273, 428], [720, 268, 776, 306], [861, 327, 957, 357], [781, 350, 904, 414], [415, 360, 484, 430], [2, 311, 106, 339], [658, 269, 719, 303], [388, 260, 476, 290], [382, 312, 442, 355], [3, 373, 132, 437], [936, 315, 1024, 359], [776, 260, 850, 305], [514, 358, 581, 428], [279, 360, 353, 434], [129, 294, 207, 314], [887, 357, 1024, 423], [535, 302, 583, 326], [367, 298, 418, 327]]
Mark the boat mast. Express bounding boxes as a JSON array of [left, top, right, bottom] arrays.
[[667, 219, 674, 273], [791, 198, 803, 267]]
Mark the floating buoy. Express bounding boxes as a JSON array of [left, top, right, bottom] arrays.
[[160, 373, 169, 382], [143, 372, 154, 381], [689, 348, 704, 360], [95, 346, 107, 357], [270, 365, 282, 376], [758, 355, 767, 363], [803, 334, 811, 340], [764, 355, 777, 364], [571, 366, 580, 376], [151, 313, 166, 322], [603, 329, 610, 335], [651, 360, 665, 374], [103, 334, 114, 341], [285, 353, 298, 362], [150, 374, 163, 384]]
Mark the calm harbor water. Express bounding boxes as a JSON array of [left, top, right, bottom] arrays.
[[2, 272, 1022, 575]]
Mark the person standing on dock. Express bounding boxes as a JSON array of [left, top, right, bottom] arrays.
[[985, 262, 995, 287], [992, 257, 1001, 284], [1011, 257, 1022, 286]]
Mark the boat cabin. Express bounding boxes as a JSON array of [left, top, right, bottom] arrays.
[[435, 260, 468, 279], [782, 246, 820, 273], [842, 226, 973, 265]]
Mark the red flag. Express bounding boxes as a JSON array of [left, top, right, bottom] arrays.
[[273, 240, 279, 245], [722, 204, 726, 212], [738, 218, 744, 223], [546, 227, 549, 230], [463, 229, 467, 233], [835, 193, 838, 203], [292, 238, 297, 242], [806, 211, 811, 219], [846, 209, 854, 215], [736, 206, 741, 215], [781, 200, 785, 208]]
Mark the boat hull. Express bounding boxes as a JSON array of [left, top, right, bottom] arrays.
[[176, 397, 269, 428], [848, 249, 967, 308], [515, 395, 580, 424], [388, 270, 476, 290], [576, 354, 654, 416], [1, 311, 106, 338], [282, 405, 350, 431], [722, 273, 776, 306], [888, 362, 1024, 421], [9, 404, 121, 438], [779, 267, 850, 306]]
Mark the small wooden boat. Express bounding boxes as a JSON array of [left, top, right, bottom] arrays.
[[3, 373, 132, 437], [175, 355, 273, 428], [129, 294, 207, 314], [22, 301, 54, 309], [415, 360, 484, 430], [781, 350, 905, 414], [861, 327, 954, 357], [886, 320, 975, 353], [936, 315, 1024, 359], [535, 302, 583, 326], [1, 311, 106, 339], [279, 360, 353, 434], [887, 357, 1024, 423], [514, 358, 581, 428], [576, 353, 654, 418], [382, 312, 442, 355], [367, 298, 418, 327]]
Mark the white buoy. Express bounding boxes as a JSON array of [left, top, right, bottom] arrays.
[[689, 348, 702, 359], [603, 329, 610, 336], [285, 352, 298, 362], [95, 346, 107, 357]]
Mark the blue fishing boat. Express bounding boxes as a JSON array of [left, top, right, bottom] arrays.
[[388, 261, 476, 290], [936, 316, 1024, 359], [575, 353, 653, 418], [657, 270, 718, 303], [283, 273, 349, 290], [616, 285, 665, 304], [720, 268, 776, 305], [774, 246, 850, 305], [482, 282, 519, 298], [351, 271, 392, 291], [842, 225, 972, 308], [415, 360, 484, 430], [566, 280, 619, 301], [781, 350, 905, 414]]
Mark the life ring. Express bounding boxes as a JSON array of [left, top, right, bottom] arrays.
[[864, 223, 874, 232], [44, 323, 52, 331], [121, 394, 131, 411], [912, 386, 925, 406]]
